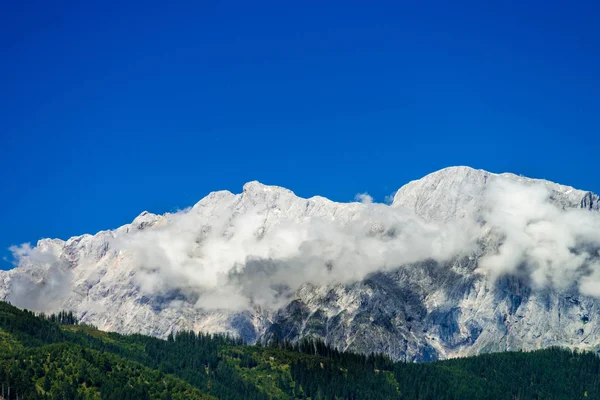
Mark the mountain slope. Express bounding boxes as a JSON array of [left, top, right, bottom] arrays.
[[2, 166, 600, 361]]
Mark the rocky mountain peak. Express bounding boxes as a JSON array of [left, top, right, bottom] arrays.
[[241, 181, 296, 202], [392, 166, 491, 222], [392, 166, 595, 222]]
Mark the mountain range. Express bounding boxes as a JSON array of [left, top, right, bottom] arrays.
[[2, 166, 600, 362]]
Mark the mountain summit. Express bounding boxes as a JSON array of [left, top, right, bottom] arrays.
[[393, 166, 598, 221], [2, 166, 600, 361]]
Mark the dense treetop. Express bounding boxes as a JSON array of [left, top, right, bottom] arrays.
[[0, 301, 599, 399]]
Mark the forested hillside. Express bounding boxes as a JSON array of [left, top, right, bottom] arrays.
[[0, 301, 599, 399]]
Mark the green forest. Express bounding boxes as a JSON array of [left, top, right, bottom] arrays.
[[0, 300, 599, 399]]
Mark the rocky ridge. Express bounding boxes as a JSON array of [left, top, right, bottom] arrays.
[[2, 166, 600, 361]]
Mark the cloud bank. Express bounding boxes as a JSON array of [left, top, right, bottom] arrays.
[[478, 179, 600, 295], [6, 241, 73, 312], [115, 197, 478, 310], [5, 177, 600, 313]]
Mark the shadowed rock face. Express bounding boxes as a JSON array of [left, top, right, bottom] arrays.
[[263, 257, 469, 361], [2, 166, 600, 361], [581, 192, 600, 211], [264, 268, 436, 361], [264, 255, 600, 361]]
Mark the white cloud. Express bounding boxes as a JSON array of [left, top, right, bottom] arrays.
[[354, 193, 374, 204], [108, 194, 479, 311], [384, 191, 397, 205], [478, 179, 600, 294], [6, 241, 72, 312], [7, 178, 600, 313]]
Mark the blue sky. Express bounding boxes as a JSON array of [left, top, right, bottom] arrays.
[[1, 1, 599, 268]]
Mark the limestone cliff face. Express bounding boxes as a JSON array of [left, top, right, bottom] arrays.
[[3, 166, 600, 361]]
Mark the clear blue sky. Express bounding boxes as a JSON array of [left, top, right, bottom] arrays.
[[1, 1, 599, 268]]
